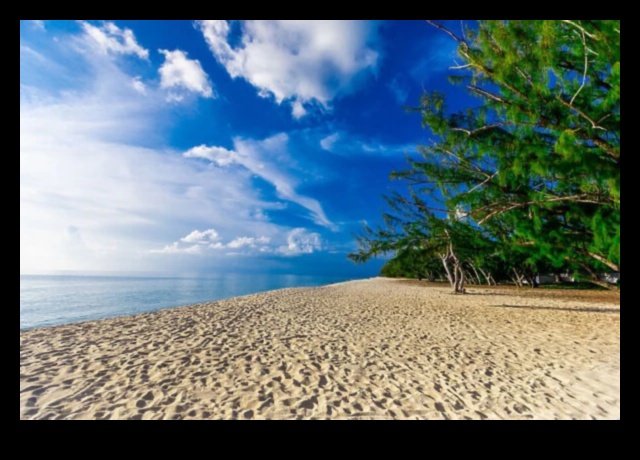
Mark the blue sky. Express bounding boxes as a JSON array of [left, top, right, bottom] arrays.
[[20, 20, 466, 277]]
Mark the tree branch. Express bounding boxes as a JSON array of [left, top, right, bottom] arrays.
[[451, 123, 509, 136], [476, 194, 603, 225], [426, 20, 467, 45], [561, 20, 598, 40], [467, 85, 508, 104], [569, 28, 589, 106], [557, 96, 607, 130], [587, 251, 619, 272]]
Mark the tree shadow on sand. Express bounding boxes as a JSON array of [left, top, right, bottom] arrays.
[[486, 304, 620, 314]]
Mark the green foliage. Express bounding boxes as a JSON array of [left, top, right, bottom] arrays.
[[350, 20, 620, 289], [379, 247, 443, 279], [541, 281, 608, 291]]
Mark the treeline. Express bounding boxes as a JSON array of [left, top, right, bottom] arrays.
[[349, 21, 620, 293]]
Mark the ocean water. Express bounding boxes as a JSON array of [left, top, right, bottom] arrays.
[[20, 274, 355, 330]]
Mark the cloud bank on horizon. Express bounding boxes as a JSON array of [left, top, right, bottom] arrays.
[[20, 20, 457, 275]]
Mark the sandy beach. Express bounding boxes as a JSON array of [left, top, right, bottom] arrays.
[[20, 278, 620, 420]]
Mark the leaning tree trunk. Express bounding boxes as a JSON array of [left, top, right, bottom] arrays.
[[569, 257, 619, 291], [464, 269, 475, 285], [478, 267, 495, 286], [511, 268, 525, 288], [587, 251, 620, 273], [468, 262, 483, 285]]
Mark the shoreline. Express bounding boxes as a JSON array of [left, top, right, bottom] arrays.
[[20, 278, 620, 419], [19, 275, 362, 332], [20, 277, 618, 333]]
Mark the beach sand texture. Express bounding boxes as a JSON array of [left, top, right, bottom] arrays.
[[20, 278, 620, 420]]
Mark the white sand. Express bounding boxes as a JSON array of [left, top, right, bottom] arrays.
[[20, 278, 620, 420]]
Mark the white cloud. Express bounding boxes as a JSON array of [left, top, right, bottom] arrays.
[[20, 39, 293, 272], [184, 244, 202, 254], [131, 76, 146, 94], [184, 134, 333, 228], [152, 242, 180, 254], [278, 228, 322, 255], [180, 228, 219, 244], [20, 24, 335, 274], [291, 100, 307, 119], [320, 133, 339, 151], [80, 21, 149, 59], [158, 49, 213, 99], [184, 144, 236, 166], [227, 236, 270, 249], [195, 20, 379, 117], [31, 20, 45, 30], [152, 230, 276, 256]]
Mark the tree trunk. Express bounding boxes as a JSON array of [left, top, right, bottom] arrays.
[[524, 274, 535, 288], [450, 249, 465, 293], [478, 267, 492, 285], [442, 230, 466, 294], [455, 264, 466, 293], [439, 254, 454, 290], [512, 268, 525, 288], [569, 257, 619, 291], [468, 262, 483, 285], [464, 269, 475, 284]]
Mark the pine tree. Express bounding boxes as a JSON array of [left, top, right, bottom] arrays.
[[350, 20, 619, 289]]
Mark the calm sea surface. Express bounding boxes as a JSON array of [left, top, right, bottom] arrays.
[[20, 274, 356, 330]]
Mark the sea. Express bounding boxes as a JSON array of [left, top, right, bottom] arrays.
[[20, 274, 356, 330]]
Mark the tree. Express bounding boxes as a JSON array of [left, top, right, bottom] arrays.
[[385, 20, 619, 287], [349, 189, 498, 293]]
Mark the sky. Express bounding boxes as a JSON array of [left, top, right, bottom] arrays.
[[20, 20, 466, 277]]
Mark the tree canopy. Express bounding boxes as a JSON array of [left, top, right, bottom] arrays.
[[349, 20, 620, 291]]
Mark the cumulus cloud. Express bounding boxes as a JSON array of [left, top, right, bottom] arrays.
[[151, 228, 323, 257], [20, 48, 285, 272], [80, 21, 149, 59], [195, 20, 379, 117], [184, 134, 333, 228], [183, 144, 236, 166], [180, 229, 220, 244], [153, 230, 276, 255], [20, 23, 333, 274], [278, 228, 322, 255], [158, 49, 213, 99], [152, 241, 202, 255]]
